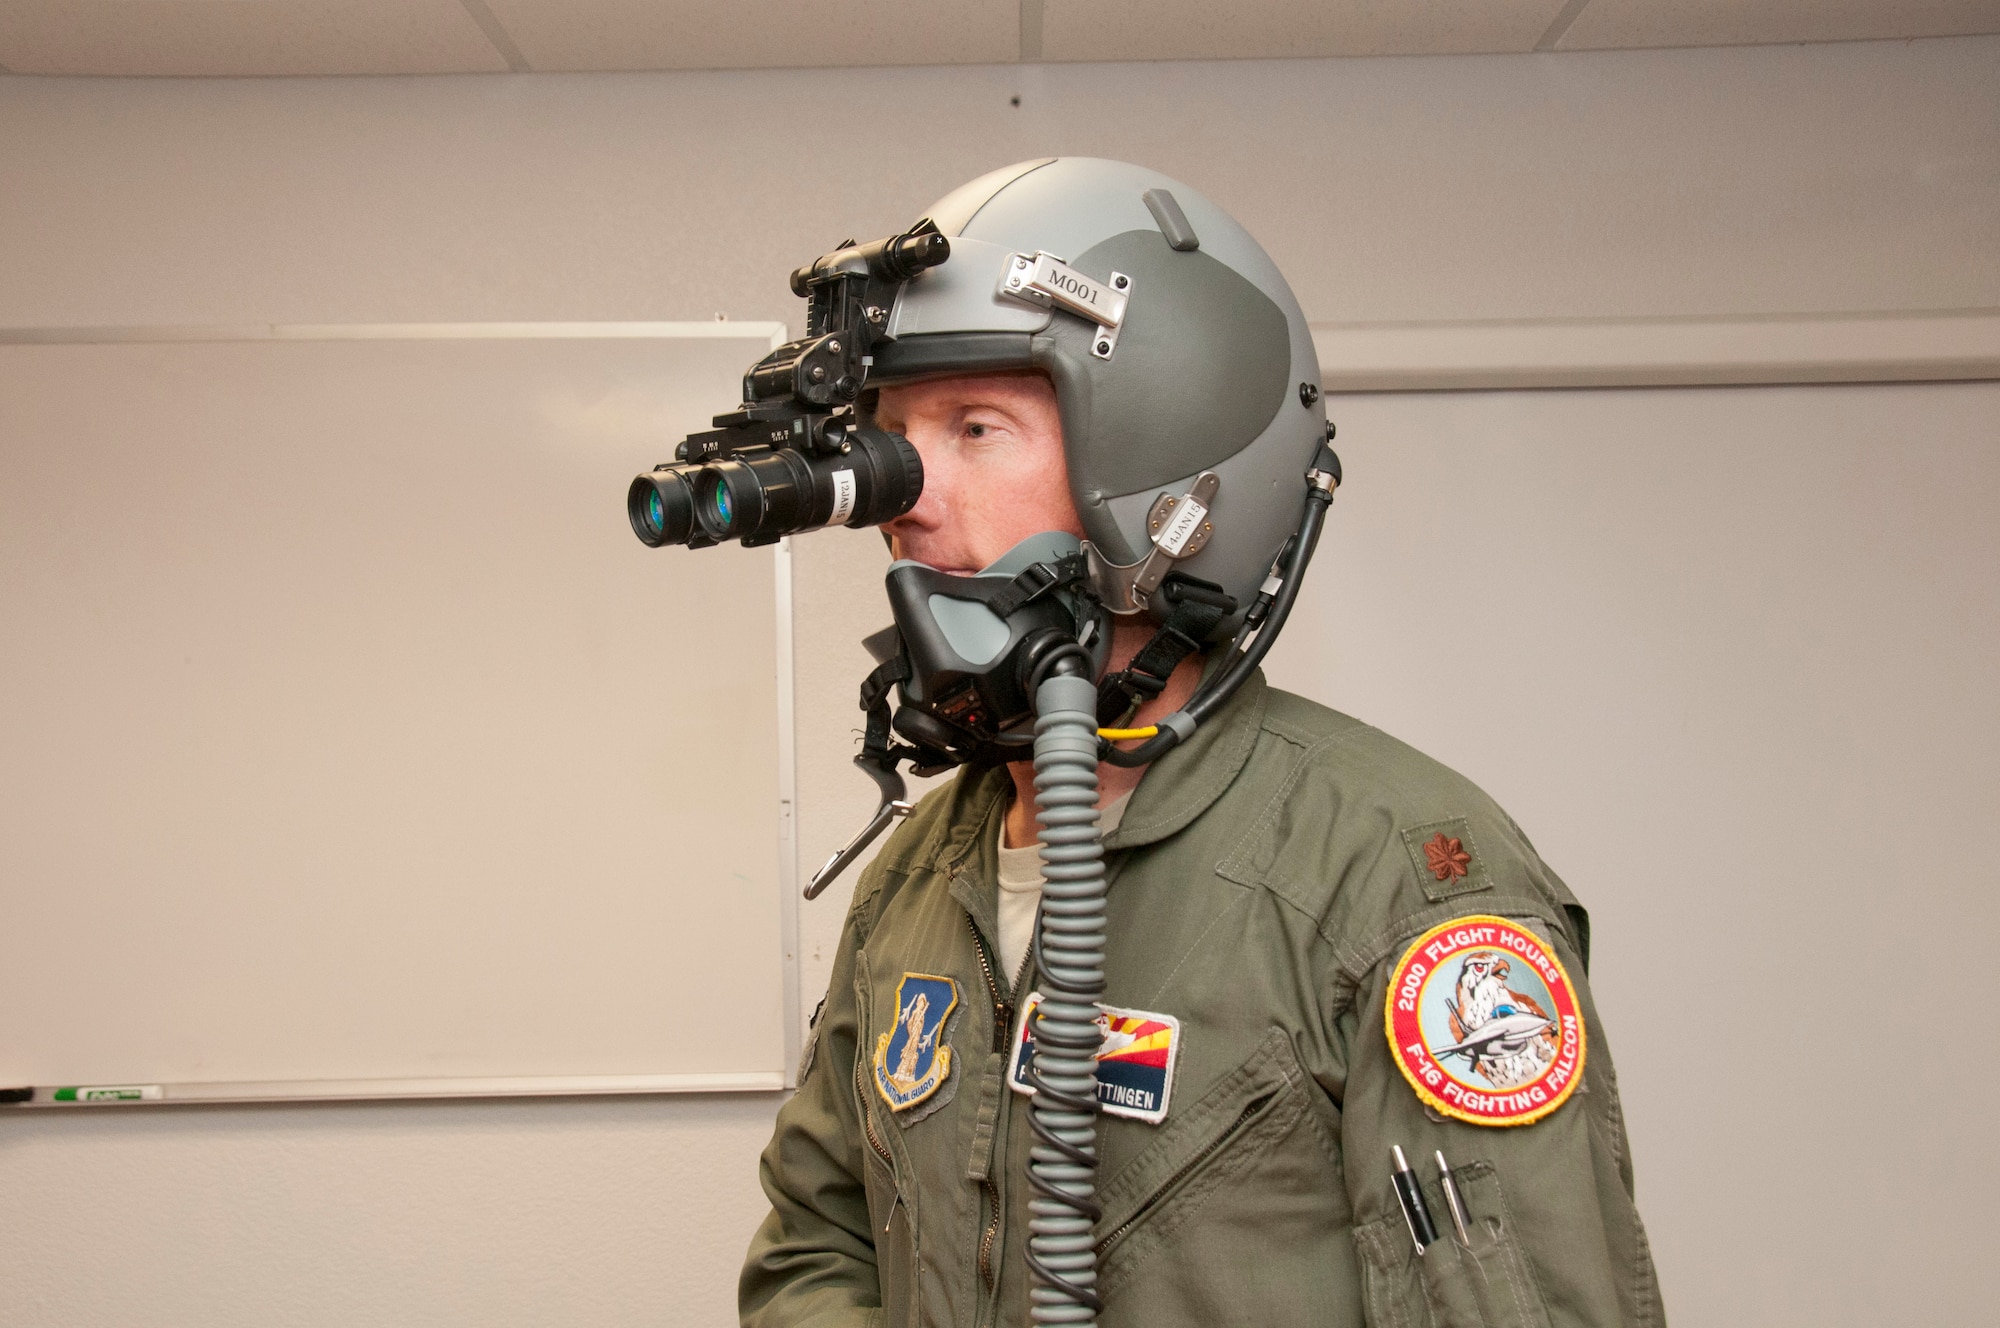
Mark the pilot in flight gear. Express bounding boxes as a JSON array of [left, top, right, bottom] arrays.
[[735, 160, 1663, 1327]]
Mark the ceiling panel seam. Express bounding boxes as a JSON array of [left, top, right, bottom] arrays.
[[1536, 0, 1596, 52], [458, 0, 532, 73]]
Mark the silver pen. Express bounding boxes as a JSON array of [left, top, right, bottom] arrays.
[[1434, 1150, 1473, 1246]]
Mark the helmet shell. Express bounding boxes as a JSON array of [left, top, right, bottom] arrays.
[[872, 158, 1324, 628]]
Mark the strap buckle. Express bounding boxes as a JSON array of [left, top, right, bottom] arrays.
[[1095, 572, 1237, 726], [983, 553, 1086, 621]]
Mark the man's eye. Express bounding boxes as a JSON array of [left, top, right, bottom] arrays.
[[965, 422, 988, 439]]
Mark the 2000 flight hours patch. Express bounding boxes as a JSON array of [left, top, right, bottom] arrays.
[[1385, 914, 1585, 1127]]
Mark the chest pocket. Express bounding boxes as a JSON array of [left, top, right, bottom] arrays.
[[1090, 1028, 1355, 1316], [1354, 1160, 1554, 1328], [851, 975, 920, 1328]]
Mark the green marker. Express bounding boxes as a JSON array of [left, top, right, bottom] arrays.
[[53, 1085, 163, 1103]]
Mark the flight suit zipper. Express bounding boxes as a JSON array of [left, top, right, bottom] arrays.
[[852, 1030, 905, 1246], [966, 913, 1014, 1052], [968, 910, 1041, 1297], [855, 1038, 893, 1168], [977, 1178, 1002, 1291], [1091, 1091, 1277, 1256], [966, 914, 1012, 1293]]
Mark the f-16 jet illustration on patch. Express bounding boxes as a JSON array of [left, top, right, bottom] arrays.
[[1436, 950, 1561, 1088]]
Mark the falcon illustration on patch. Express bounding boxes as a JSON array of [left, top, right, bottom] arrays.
[[1006, 992, 1181, 1124], [873, 973, 958, 1112], [1385, 914, 1585, 1127]]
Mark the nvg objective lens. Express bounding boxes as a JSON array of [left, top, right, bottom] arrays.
[[714, 485, 734, 527], [626, 469, 698, 547]]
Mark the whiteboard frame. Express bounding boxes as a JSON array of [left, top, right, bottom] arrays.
[[0, 321, 800, 1107], [7, 310, 1992, 1107], [1311, 307, 2000, 392]]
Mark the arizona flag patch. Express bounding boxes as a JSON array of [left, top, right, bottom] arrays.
[[1386, 915, 1585, 1127], [1007, 992, 1180, 1124]]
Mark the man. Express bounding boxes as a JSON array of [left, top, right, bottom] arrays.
[[740, 159, 1661, 1326]]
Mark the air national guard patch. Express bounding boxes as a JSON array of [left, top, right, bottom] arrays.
[[1385, 915, 1585, 1127], [1006, 992, 1181, 1124], [873, 973, 958, 1112]]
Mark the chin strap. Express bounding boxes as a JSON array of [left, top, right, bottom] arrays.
[[1095, 574, 1235, 727], [856, 651, 958, 775], [858, 653, 909, 765], [980, 551, 1089, 621]]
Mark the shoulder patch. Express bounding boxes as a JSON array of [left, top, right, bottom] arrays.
[[1401, 817, 1492, 901], [1385, 915, 1584, 1127], [873, 973, 958, 1112]]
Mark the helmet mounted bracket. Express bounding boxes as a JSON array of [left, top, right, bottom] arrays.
[[998, 251, 1133, 360], [1082, 470, 1221, 614]]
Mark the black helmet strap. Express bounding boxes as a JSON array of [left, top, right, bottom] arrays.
[[1095, 574, 1236, 727]]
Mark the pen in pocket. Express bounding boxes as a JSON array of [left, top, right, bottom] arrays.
[[1391, 1144, 1439, 1253], [1435, 1149, 1473, 1246]]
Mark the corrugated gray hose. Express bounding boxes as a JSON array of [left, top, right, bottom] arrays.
[[1025, 670, 1108, 1324]]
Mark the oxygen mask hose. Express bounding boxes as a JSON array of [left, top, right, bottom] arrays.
[[1025, 669, 1109, 1323]]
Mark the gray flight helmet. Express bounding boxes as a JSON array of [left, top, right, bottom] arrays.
[[868, 157, 1325, 632]]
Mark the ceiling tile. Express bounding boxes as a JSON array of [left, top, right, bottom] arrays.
[[1558, 0, 2000, 49], [483, 0, 1017, 72], [0, 0, 509, 77], [1041, 0, 1572, 61]]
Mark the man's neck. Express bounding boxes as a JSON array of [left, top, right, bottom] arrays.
[[1000, 618, 1205, 849]]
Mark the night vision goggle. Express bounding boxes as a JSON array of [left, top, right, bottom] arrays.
[[626, 222, 946, 549]]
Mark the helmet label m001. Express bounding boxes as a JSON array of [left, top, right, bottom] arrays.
[[1385, 915, 1584, 1126], [998, 252, 1129, 330]]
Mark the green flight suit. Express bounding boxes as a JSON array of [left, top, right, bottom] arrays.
[[742, 671, 1662, 1327]]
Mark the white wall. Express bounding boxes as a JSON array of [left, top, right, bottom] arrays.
[[4, 37, 1996, 332], [2, 36, 1995, 1326], [1264, 378, 2000, 1326]]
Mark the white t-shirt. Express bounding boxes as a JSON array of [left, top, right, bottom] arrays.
[[995, 791, 1132, 985]]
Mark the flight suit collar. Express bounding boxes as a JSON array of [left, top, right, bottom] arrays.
[[943, 771, 1010, 951], [872, 762, 1007, 878], [1103, 667, 1268, 851], [921, 667, 1270, 953]]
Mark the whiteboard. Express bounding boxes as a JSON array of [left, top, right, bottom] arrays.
[[1263, 381, 1999, 1324], [0, 325, 799, 1102]]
